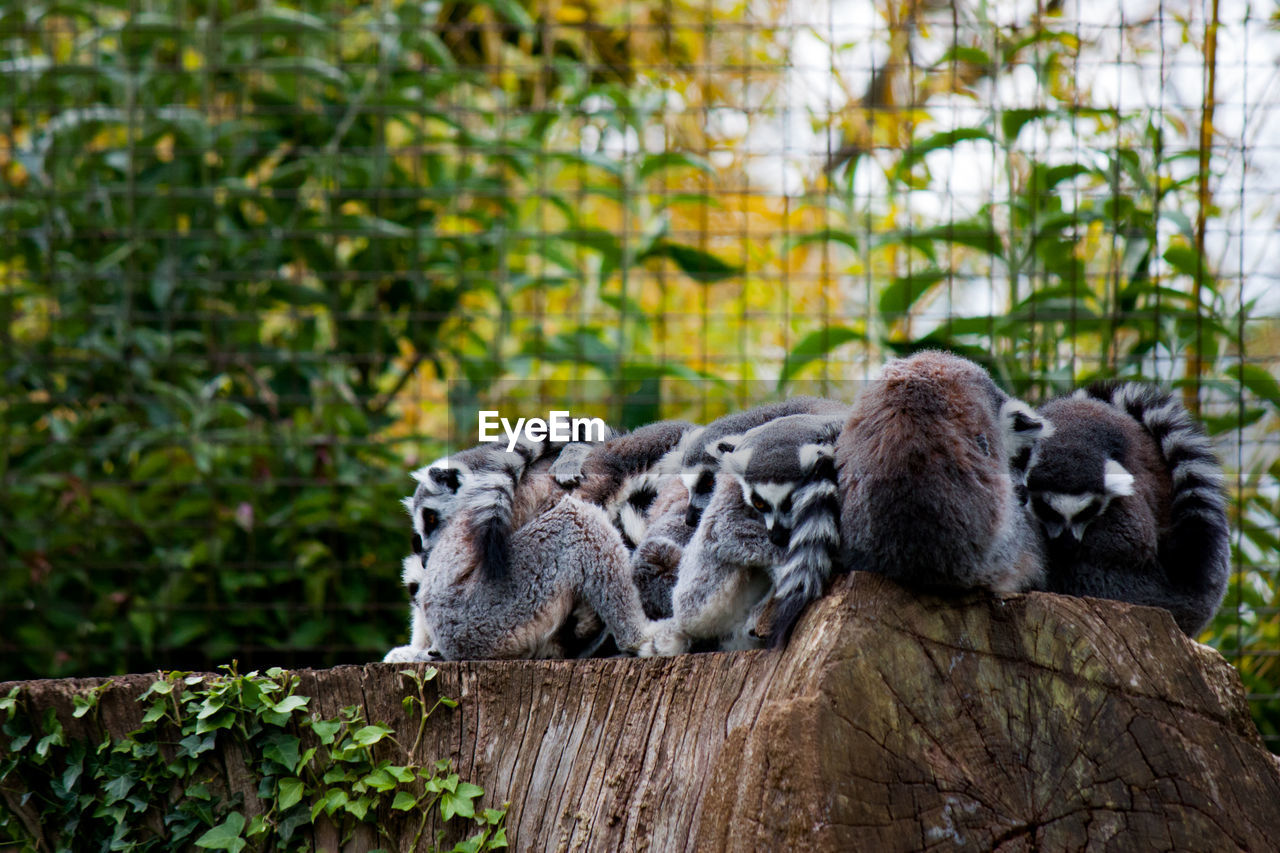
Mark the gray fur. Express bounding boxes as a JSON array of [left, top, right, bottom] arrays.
[[386, 437, 584, 661], [630, 477, 695, 619], [1025, 381, 1229, 635], [642, 472, 784, 655], [718, 412, 849, 645], [383, 554, 435, 663], [680, 397, 848, 529], [571, 420, 701, 548], [836, 350, 1048, 594], [419, 495, 654, 659]]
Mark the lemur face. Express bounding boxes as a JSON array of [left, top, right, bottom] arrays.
[[1028, 491, 1107, 543], [737, 479, 799, 548], [1028, 459, 1133, 543], [404, 459, 470, 555]]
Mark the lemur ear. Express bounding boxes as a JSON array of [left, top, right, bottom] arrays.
[[719, 445, 754, 477], [1001, 399, 1052, 438], [798, 442, 834, 474], [429, 466, 462, 493], [677, 426, 706, 457], [1103, 459, 1135, 497], [708, 433, 743, 460]]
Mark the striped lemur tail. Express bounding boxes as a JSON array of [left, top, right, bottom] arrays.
[[1081, 381, 1230, 593], [766, 433, 844, 647], [468, 436, 561, 582]]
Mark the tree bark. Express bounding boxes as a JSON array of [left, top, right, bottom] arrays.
[[4, 572, 1279, 850]]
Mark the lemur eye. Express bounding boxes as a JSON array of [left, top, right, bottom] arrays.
[[406, 582, 420, 599], [411, 533, 424, 555], [422, 509, 439, 532], [696, 471, 715, 495], [751, 494, 767, 512]]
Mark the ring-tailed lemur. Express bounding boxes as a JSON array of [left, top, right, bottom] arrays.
[[385, 433, 602, 661], [1022, 381, 1230, 636], [419, 488, 654, 659], [402, 437, 567, 581], [563, 420, 701, 548], [630, 477, 694, 619], [642, 471, 778, 656], [680, 397, 848, 529], [720, 412, 848, 645], [643, 412, 849, 654], [837, 350, 1050, 594]]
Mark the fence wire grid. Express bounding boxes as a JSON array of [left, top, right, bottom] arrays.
[[1, 0, 1278, 749]]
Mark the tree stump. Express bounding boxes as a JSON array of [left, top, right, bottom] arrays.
[[4, 572, 1278, 850]]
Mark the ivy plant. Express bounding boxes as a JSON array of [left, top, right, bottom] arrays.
[[0, 665, 506, 852]]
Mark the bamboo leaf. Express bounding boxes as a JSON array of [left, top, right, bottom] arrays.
[[640, 241, 741, 283], [777, 326, 866, 390]]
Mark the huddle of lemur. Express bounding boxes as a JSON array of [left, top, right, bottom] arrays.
[[383, 350, 1231, 663]]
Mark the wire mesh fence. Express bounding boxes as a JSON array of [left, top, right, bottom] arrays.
[[1, 0, 1277, 749]]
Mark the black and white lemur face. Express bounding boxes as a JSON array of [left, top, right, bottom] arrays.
[[403, 455, 472, 558], [1027, 459, 1134, 543], [714, 414, 844, 550], [679, 397, 848, 529], [1024, 408, 1137, 547]]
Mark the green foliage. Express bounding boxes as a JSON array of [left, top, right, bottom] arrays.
[[0, 0, 734, 680], [0, 665, 507, 852]]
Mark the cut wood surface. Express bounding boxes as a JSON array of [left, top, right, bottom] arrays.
[[5, 572, 1280, 851]]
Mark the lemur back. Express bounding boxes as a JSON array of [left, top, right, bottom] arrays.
[[565, 419, 700, 548], [1025, 382, 1229, 635], [836, 350, 1049, 594], [680, 397, 847, 528], [418, 490, 653, 660]]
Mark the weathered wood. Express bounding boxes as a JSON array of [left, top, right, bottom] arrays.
[[4, 572, 1279, 851]]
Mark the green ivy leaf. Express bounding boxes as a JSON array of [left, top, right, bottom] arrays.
[[344, 796, 372, 821], [262, 733, 301, 772], [391, 791, 418, 811], [277, 777, 305, 811], [141, 702, 167, 724], [101, 774, 136, 805], [455, 782, 484, 799], [310, 719, 341, 745], [441, 790, 474, 820], [352, 724, 394, 747], [194, 811, 246, 852]]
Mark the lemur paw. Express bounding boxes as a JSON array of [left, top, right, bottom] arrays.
[[382, 645, 438, 663], [637, 620, 689, 657]]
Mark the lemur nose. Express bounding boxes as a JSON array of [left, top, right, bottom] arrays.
[[684, 505, 702, 527], [769, 526, 791, 548]]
